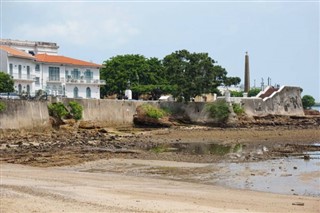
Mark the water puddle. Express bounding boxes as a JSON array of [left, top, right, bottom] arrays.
[[149, 142, 320, 196], [150, 143, 244, 155], [214, 155, 320, 197]]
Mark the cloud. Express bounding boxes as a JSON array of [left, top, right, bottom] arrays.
[[6, 2, 140, 49]]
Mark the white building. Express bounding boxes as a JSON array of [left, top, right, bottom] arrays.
[[0, 39, 59, 55], [0, 40, 105, 99], [0, 45, 36, 94]]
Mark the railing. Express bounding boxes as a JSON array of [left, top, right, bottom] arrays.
[[47, 77, 63, 83], [46, 77, 106, 85], [11, 73, 36, 81], [65, 78, 106, 85]]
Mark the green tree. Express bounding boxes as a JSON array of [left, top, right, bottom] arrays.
[[0, 72, 14, 93], [302, 95, 315, 109], [223, 77, 241, 87], [100, 55, 167, 98], [230, 91, 243, 97], [162, 50, 236, 102], [248, 88, 261, 97]]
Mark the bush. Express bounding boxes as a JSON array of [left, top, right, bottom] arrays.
[[248, 88, 261, 97], [0, 102, 6, 112], [141, 104, 167, 119], [48, 103, 68, 119], [232, 103, 244, 115], [68, 101, 83, 120], [302, 95, 315, 109], [206, 100, 230, 122], [230, 91, 243, 97]]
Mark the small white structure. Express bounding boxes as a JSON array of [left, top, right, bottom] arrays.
[[125, 89, 132, 100], [159, 95, 174, 102]]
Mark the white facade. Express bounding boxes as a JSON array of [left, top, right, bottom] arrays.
[[1, 41, 105, 99], [0, 49, 36, 95], [0, 39, 59, 55], [8, 57, 36, 95], [36, 63, 104, 99]]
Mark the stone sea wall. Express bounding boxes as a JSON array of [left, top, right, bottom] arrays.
[[0, 100, 50, 129], [61, 98, 148, 126], [242, 86, 304, 116], [0, 85, 305, 129]]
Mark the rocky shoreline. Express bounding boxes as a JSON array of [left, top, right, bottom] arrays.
[[0, 114, 319, 167]]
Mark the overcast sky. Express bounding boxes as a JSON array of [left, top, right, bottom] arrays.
[[1, 0, 319, 101]]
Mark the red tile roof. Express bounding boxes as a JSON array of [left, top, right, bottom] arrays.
[[0, 45, 35, 59], [36, 54, 101, 68]]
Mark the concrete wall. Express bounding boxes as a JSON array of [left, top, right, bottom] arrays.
[[242, 86, 304, 116], [61, 98, 149, 126], [0, 85, 305, 130], [0, 100, 50, 129], [159, 101, 213, 124], [60, 98, 214, 126]]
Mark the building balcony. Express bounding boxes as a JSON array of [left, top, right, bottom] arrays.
[[46, 77, 106, 85], [11, 73, 36, 82], [46, 77, 63, 84], [65, 77, 106, 85]]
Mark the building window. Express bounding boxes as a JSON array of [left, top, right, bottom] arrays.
[[86, 87, 91, 98], [35, 77, 40, 85], [35, 64, 40, 71], [18, 65, 22, 78], [73, 87, 79, 98], [71, 69, 80, 80], [65, 70, 69, 79], [27, 66, 30, 79], [9, 64, 13, 75], [26, 85, 30, 95], [49, 67, 60, 81], [84, 69, 93, 80], [18, 84, 22, 94]]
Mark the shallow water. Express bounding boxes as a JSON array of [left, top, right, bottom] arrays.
[[214, 153, 320, 197], [153, 142, 320, 196]]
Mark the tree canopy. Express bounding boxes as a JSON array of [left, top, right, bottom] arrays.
[[248, 88, 261, 97], [100, 54, 170, 99], [100, 50, 241, 101], [302, 95, 315, 109], [163, 50, 240, 102], [0, 72, 14, 93]]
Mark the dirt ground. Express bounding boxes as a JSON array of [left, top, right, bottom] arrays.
[[1, 125, 320, 212]]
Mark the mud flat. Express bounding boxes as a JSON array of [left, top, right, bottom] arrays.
[[1, 163, 319, 213], [0, 126, 319, 212]]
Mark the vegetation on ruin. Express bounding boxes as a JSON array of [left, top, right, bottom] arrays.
[[206, 100, 230, 123], [48, 101, 83, 121], [232, 103, 245, 115], [68, 101, 83, 120], [0, 102, 6, 112], [140, 104, 168, 119], [48, 103, 69, 119]]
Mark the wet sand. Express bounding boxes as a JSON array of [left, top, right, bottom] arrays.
[[1, 126, 320, 212], [1, 163, 319, 213]]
